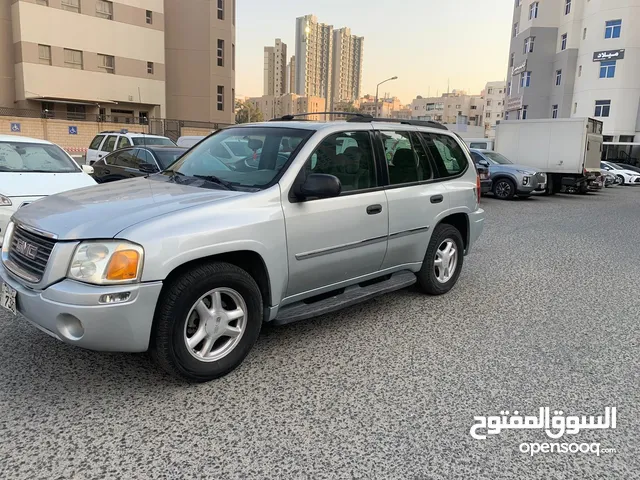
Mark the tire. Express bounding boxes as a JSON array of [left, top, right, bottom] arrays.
[[492, 178, 516, 200], [579, 183, 589, 195], [417, 224, 464, 295], [616, 175, 625, 186], [151, 261, 263, 382]]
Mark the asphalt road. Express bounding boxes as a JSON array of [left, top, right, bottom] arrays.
[[1, 187, 639, 479]]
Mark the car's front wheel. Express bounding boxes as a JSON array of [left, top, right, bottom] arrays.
[[417, 224, 464, 295], [151, 262, 263, 382], [493, 178, 516, 200], [617, 175, 625, 185]]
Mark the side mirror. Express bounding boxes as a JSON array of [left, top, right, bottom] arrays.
[[81, 164, 94, 175], [295, 173, 342, 199], [479, 160, 490, 168], [139, 163, 159, 173]]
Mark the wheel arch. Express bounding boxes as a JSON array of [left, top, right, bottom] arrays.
[[436, 212, 469, 252]]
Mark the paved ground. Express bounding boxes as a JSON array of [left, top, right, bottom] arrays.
[[1, 187, 639, 479]]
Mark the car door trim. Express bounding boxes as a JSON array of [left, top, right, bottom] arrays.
[[388, 225, 430, 240], [295, 234, 388, 260]]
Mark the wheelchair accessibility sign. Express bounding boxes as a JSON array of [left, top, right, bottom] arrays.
[[10, 122, 20, 133], [68, 126, 78, 135]]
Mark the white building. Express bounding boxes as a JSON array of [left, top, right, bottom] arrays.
[[483, 81, 507, 138], [295, 15, 333, 107], [331, 27, 364, 105], [410, 90, 484, 127], [263, 39, 287, 96], [506, 0, 640, 144]]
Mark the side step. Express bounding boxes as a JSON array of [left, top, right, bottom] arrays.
[[272, 271, 417, 326]]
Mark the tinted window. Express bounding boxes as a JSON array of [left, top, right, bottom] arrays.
[[380, 131, 431, 185], [103, 135, 118, 152], [470, 152, 485, 164], [153, 149, 186, 169], [113, 149, 141, 169], [132, 137, 175, 146], [305, 131, 376, 192], [421, 133, 468, 178], [89, 135, 105, 150], [135, 149, 155, 164], [117, 136, 132, 149]]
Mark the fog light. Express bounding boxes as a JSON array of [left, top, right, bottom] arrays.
[[99, 292, 131, 304], [522, 176, 530, 186]]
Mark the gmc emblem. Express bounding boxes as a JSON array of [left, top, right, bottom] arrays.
[[15, 239, 38, 260]]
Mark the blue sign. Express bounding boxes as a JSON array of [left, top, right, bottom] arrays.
[[10, 123, 21, 133], [68, 126, 78, 135]]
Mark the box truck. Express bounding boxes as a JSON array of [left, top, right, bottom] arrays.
[[495, 118, 603, 194]]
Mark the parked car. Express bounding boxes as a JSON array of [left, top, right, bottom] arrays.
[[601, 161, 640, 186], [470, 149, 547, 199], [0, 119, 485, 382], [86, 130, 176, 165], [91, 146, 187, 183], [177, 136, 208, 148], [0, 135, 96, 244], [613, 163, 640, 175], [601, 169, 617, 187]]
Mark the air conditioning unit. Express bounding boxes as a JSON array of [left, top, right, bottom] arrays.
[[128, 95, 134, 101]]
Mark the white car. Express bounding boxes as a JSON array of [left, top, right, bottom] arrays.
[[0, 135, 96, 243], [86, 130, 175, 165], [601, 161, 640, 186]]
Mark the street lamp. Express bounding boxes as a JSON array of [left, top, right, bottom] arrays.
[[375, 76, 398, 117]]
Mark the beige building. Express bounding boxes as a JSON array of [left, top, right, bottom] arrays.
[[287, 55, 295, 93], [358, 96, 404, 118], [295, 14, 333, 108], [263, 38, 286, 96], [1, 0, 235, 125], [482, 81, 506, 138], [247, 93, 326, 121], [331, 27, 364, 105], [410, 90, 484, 126]]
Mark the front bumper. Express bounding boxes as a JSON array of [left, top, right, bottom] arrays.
[[467, 208, 485, 255], [0, 261, 162, 352], [516, 174, 546, 195]]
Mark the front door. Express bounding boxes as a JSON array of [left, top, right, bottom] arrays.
[[281, 130, 388, 298]]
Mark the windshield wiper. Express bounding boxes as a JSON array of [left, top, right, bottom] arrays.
[[193, 175, 235, 190]]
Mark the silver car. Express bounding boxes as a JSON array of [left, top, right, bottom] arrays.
[[0, 118, 485, 382], [470, 149, 547, 200]]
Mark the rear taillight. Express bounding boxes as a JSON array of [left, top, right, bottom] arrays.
[[476, 174, 481, 203]]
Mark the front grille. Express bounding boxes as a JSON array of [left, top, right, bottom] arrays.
[[536, 172, 547, 183], [7, 227, 56, 282]]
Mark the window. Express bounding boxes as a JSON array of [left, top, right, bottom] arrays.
[[520, 71, 531, 88], [96, 0, 113, 19], [36, 0, 48, 5], [556, 69, 562, 86], [38, 44, 51, 65], [102, 135, 119, 152], [61, 0, 79, 13], [89, 135, 105, 150], [217, 0, 224, 20], [98, 54, 114, 74], [573, 102, 577, 114], [561, 33, 567, 50], [232, 0, 235, 25], [486, 112, 491, 118], [147, 62, 154, 74], [552, 105, 558, 118], [515, 0, 521, 6], [41, 102, 54, 118], [305, 131, 377, 192], [113, 150, 140, 169], [378, 131, 431, 185], [522, 105, 528, 120], [66, 104, 86, 120], [146, 10, 153, 24], [487, 100, 492, 107], [579, 65, 582, 77], [507, 81, 512, 96], [564, 0, 571, 15], [135, 148, 155, 166], [217, 85, 224, 111], [524, 36, 535, 53], [529, 2, 538, 20], [510, 53, 515, 67], [599, 60, 616, 78], [594, 100, 611, 117], [217, 39, 224, 67], [64, 49, 83, 69], [605, 20, 622, 39], [513, 22, 519, 38], [505, 111, 510, 120], [117, 136, 132, 149], [420, 133, 468, 178], [232, 43, 235, 70], [583, 28, 587, 40]]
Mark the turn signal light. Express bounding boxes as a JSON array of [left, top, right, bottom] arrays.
[[105, 250, 140, 281]]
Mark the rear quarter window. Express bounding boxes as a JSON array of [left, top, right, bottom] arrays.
[[421, 133, 468, 178]]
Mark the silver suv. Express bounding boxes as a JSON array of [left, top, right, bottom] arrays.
[[0, 117, 485, 382]]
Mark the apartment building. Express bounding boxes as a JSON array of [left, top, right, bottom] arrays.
[[482, 81, 507, 138], [287, 55, 295, 93], [247, 93, 326, 121], [0, 0, 235, 124], [357, 96, 404, 118], [295, 15, 333, 107], [410, 91, 484, 126], [331, 27, 364, 105], [506, 0, 640, 140], [263, 39, 287, 96]]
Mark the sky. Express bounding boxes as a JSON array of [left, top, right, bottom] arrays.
[[236, 0, 515, 104]]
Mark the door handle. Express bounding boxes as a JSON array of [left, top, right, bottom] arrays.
[[430, 195, 444, 204], [366, 204, 383, 215]]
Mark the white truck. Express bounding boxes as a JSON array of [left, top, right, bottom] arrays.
[[495, 118, 603, 194]]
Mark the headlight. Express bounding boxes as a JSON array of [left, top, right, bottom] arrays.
[[0, 194, 11, 206], [68, 241, 144, 285]]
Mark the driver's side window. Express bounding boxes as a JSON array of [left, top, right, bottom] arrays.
[[304, 131, 376, 193]]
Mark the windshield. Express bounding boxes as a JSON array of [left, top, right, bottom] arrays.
[[132, 137, 175, 146], [483, 152, 513, 165], [154, 149, 187, 169], [0, 142, 80, 173], [224, 140, 254, 157], [616, 163, 640, 173], [165, 127, 313, 189]]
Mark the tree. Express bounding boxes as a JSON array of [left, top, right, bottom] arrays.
[[236, 103, 264, 124]]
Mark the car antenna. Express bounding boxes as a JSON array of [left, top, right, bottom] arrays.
[[138, 86, 147, 149]]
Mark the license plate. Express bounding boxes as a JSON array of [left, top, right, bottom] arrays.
[[1, 282, 17, 315]]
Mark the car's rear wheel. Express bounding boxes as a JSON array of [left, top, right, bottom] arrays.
[[417, 224, 464, 295], [493, 178, 516, 200], [151, 262, 262, 382]]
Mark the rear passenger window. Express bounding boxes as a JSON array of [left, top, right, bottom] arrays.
[[117, 136, 132, 149], [103, 135, 118, 152], [113, 150, 140, 169], [421, 133, 468, 178], [89, 135, 105, 150], [380, 131, 432, 185]]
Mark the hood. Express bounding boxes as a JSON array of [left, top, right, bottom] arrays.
[[0, 172, 96, 197], [12, 175, 246, 240], [490, 164, 543, 174], [619, 169, 639, 176]]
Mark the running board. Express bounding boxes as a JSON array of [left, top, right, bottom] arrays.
[[272, 271, 417, 326]]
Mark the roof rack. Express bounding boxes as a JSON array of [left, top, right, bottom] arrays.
[[99, 130, 146, 134], [346, 117, 448, 130], [270, 112, 374, 121]]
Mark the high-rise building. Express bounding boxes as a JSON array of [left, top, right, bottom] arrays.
[[295, 14, 333, 108], [263, 39, 287, 96], [505, 0, 640, 141], [332, 28, 364, 105], [0, 0, 236, 124], [288, 55, 296, 94], [482, 81, 507, 138]]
